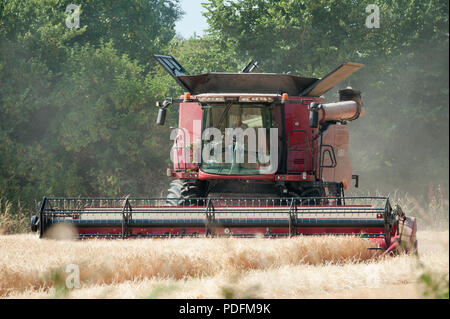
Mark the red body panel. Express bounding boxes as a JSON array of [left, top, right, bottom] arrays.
[[283, 99, 320, 174], [172, 100, 202, 171], [321, 125, 353, 189]]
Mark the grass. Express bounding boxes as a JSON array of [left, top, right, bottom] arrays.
[[407, 185, 449, 230], [0, 199, 31, 235], [0, 230, 448, 299], [0, 234, 377, 297], [349, 185, 449, 230]]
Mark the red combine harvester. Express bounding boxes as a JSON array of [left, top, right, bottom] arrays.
[[31, 55, 417, 255]]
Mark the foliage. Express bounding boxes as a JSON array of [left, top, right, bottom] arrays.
[[0, 0, 448, 218], [151, 35, 246, 125], [0, 198, 31, 234], [419, 271, 449, 299], [0, 0, 182, 207], [417, 258, 450, 299]]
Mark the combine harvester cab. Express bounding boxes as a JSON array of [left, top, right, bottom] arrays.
[[31, 55, 417, 255]]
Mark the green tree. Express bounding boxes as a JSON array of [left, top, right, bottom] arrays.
[[0, 0, 183, 207], [0, 0, 182, 65]]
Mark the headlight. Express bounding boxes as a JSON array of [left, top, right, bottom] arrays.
[[197, 96, 225, 102], [239, 96, 274, 103]]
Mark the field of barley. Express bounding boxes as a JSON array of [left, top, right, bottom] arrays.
[[0, 229, 448, 299]]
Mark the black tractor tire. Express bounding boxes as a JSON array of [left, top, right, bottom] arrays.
[[166, 179, 207, 206], [298, 187, 326, 205], [30, 215, 39, 232]]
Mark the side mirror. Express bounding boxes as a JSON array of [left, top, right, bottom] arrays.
[[155, 98, 173, 126], [156, 107, 166, 126], [352, 175, 359, 188]]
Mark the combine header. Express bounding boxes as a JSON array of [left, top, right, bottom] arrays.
[[31, 55, 417, 255]]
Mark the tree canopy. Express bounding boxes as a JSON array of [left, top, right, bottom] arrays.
[[0, 0, 448, 211]]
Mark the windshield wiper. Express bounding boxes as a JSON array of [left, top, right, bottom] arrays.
[[216, 103, 232, 131]]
